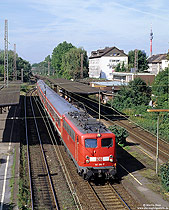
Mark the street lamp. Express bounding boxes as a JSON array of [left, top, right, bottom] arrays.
[[147, 109, 169, 174]]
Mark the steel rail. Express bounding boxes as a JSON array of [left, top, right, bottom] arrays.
[[76, 99, 169, 160], [87, 182, 107, 210], [24, 93, 34, 210], [29, 92, 59, 210], [87, 182, 131, 210], [33, 94, 83, 210], [109, 183, 131, 210], [63, 88, 169, 145]]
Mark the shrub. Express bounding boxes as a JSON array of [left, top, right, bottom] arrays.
[[109, 125, 129, 146], [159, 161, 169, 192]]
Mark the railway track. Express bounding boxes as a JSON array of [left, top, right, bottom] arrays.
[[25, 90, 58, 209], [71, 93, 169, 162], [58, 142, 140, 210], [33, 89, 140, 210], [114, 120, 169, 161], [25, 89, 82, 209], [87, 182, 130, 210]]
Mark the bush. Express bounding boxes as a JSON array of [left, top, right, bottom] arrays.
[[159, 161, 169, 192], [109, 125, 129, 146]]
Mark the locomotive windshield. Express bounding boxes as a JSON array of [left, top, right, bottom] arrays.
[[85, 139, 97, 148], [101, 138, 113, 148]]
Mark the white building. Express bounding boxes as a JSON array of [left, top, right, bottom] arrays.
[[89, 47, 128, 80], [147, 53, 169, 75]]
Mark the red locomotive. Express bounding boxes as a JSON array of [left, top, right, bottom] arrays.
[[37, 80, 117, 180]]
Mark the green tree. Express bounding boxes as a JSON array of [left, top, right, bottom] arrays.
[[121, 61, 127, 72], [0, 49, 31, 82], [152, 68, 169, 108], [115, 63, 121, 72], [160, 161, 169, 192], [61, 47, 88, 80], [111, 77, 151, 110], [128, 50, 148, 72], [115, 62, 127, 72], [109, 125, 129, 145], [17, 57, 31, 82], [51, 41, 75, 76]]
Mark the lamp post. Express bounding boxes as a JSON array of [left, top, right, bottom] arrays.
[[147, 109, 169, 174]]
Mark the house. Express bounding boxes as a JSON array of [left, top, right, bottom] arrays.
[[89, 46, 128, 80], [147, 53, 169, 75], [112, 72, 155, 85]]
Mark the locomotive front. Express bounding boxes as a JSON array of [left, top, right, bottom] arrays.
[[79, 132, 117, 180]]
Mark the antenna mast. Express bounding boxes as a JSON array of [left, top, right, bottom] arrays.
[[150, 24, 153, 57], [4, 19, 8, 86]]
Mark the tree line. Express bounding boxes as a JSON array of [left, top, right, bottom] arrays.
[[0, 50, 31, 82], [32, 41, 88, 80], [32, 41, 150, 80]]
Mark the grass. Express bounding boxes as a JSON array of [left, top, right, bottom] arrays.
[[10, 149, 16, 202], [126, 145, 169, 201], [18, 144, 31, 210], [8, 148, 17, 210]]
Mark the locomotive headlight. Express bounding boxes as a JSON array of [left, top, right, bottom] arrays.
[[97, 133, 101, 137], [86, 155, 90, 163], [109, 155, 113, 162], [86, 155, 89, 159]]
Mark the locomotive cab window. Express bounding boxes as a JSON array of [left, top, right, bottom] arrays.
[[101, 138, 113, 148], [85, 139, 97, 148]]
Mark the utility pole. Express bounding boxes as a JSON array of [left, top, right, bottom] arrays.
[[13, 44, 17, 81], [134, 49, 138, 73], [4, 19, 8, 87], [81, 53, 83, 79]]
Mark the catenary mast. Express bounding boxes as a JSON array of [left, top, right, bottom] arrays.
[[4, 19, 8, 86], [13, 44, 17, 80]]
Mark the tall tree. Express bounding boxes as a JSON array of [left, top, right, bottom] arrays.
[[128, 50, 148, 72], [51, 41, 75, 75], [0, 49, 31, 82], [61, 47, 88, 80]]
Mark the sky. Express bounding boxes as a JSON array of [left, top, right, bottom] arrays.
[[0, 0, 169, 64]]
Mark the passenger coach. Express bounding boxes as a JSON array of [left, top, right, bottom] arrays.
[[37, 80, 117, 180]]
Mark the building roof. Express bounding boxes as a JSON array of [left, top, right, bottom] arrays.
[[91, 81, 128, 87], [36, 75, 101, 95], [89, 46, 128, 59], [0, 82, 21, 107], [148, 54, 167, 63]]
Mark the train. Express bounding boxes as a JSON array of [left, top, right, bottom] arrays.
[[36, 80, 117, 180]]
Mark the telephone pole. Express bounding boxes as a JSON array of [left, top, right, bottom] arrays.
[[13, 44, 17, 80], [4, 19, 8, 86]]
